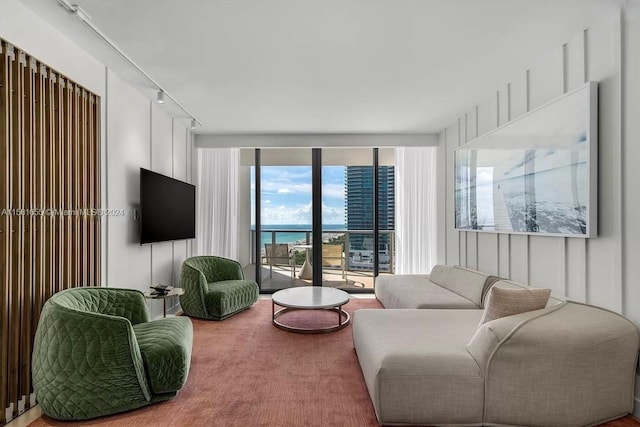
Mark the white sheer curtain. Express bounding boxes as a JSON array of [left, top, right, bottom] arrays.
[[196, 148, 239, 259], [394, 147, 438, 274]]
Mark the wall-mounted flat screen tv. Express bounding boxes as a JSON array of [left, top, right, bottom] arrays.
[[454, 81, 597, 237], [140, 168, 196, 244]]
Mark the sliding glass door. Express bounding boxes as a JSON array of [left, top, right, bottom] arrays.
[[249, 147, 394, 293]]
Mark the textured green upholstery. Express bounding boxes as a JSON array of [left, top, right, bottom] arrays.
[[32, 287, 193, 420], [179, 256, 259, 320]]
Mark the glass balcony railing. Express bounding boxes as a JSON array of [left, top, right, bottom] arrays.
[[249, 228, 395, 274]]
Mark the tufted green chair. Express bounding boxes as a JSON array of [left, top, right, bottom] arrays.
[[32, 287, 193, 420], [179, 256, 259, 320]]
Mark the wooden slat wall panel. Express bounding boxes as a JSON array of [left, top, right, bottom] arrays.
[[0, 39, 101, 425], [8, 45, 24, 417], [0, 43, 12, 426]]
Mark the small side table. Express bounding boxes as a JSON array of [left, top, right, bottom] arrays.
[[144, 287, 185, 318]]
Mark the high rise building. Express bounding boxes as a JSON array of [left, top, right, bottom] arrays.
[[345, 166, 395, 252]]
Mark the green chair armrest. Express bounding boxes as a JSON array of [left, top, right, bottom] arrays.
[[133, 317, 193, 394]]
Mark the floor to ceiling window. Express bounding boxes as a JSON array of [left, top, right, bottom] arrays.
[[244, 147, 395, 293]]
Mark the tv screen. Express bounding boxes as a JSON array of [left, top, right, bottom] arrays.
[[140, 168, 196, 244]]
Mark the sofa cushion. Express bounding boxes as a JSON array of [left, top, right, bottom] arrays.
[[430, 266, 493, 306], [375, 274, 479, 309], [487, 279, 564, 307], [133, 317, 193, 394], [427, 264, 451, 285], [352, 308, 485, 425], [479, 286, 551, 326]]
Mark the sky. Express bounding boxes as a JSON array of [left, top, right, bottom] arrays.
[[251, 166, 346, 225]]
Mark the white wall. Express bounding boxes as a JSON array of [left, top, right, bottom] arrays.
[[196, 133, 437, 148], [438, 6, 640, 414], [106, 71, 192, 318], [0, 0, 194, 318]]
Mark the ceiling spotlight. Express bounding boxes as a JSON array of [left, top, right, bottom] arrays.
[[190, 119, 197, 130], [156, 90, 165, 104]]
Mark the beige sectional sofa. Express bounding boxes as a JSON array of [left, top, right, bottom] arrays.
[[353, 265, 639, 426]]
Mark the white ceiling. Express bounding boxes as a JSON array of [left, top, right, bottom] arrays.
[[21, 0, 621, 134]]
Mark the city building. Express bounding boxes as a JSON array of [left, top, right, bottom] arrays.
[[345, 166, 395, 270]]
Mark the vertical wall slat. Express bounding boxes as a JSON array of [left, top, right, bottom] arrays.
[[80, 90, 87, 286], [93, 96, 101, 285], [33, 64, 46, 338], [0, 42, 11, 426], [47, 73, 60, 297], [8, 46, 25, 414], [57, 77, 65, 294], [19, 52, 35, 409], [64, 80, 72, 289]]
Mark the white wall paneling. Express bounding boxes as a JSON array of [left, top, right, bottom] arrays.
[[172, 122, 189, 292], [466, 232, 478, 270], [508, 70, 528, 121], [106, 70, 151, 292], [622, 3, 640, 326], [528, 237, 565, 295], [528, 47, 564, 110], [508, 235, 528, 283], [564, 31, 586, 92], [498, 234, 510, 278], [459, 232, 467, 267], [585, 16, 623, 313], [565, 238, 586, 302], [444, 123, 460, 265], [477, 93, 498, 137], [149, 104, 174, 318], [436, 132, 447, 265], [440, 12, 628, 316], [498, 88, 509, 126], [477, 233, 498, 275]]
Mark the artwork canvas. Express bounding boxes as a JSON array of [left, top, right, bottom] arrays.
[[455, 81, 597, 237]]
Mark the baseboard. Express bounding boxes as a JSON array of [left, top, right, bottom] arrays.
[[5, 405, 40, 427]]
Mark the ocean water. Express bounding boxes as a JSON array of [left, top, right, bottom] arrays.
[[252, 224, 345, 244]]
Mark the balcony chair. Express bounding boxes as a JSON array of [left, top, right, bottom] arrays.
[[179, 256, 259, 320], [264, 243, 295, 279], [32, 287, 193, 420], [322, 243, 347, 282]]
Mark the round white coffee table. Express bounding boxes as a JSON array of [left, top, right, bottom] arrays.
[[272, 286, 350, 334]]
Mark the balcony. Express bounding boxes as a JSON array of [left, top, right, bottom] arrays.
[[245, 228, 395, 291]]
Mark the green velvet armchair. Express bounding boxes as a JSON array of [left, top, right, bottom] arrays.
[[32, 287, 193, 420], [179, 256, 259, 320]]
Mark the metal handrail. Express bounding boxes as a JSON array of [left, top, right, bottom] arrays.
[[250, 229, 395, 273]]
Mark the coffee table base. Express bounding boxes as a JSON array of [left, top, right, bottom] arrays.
[[272, 303, 350, 334]]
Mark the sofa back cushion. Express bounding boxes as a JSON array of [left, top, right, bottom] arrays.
[[429, 265, 495, 306], [428, 264, 451, 286], [486, 279, 564, 307], [479, 286, 551, 326]]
